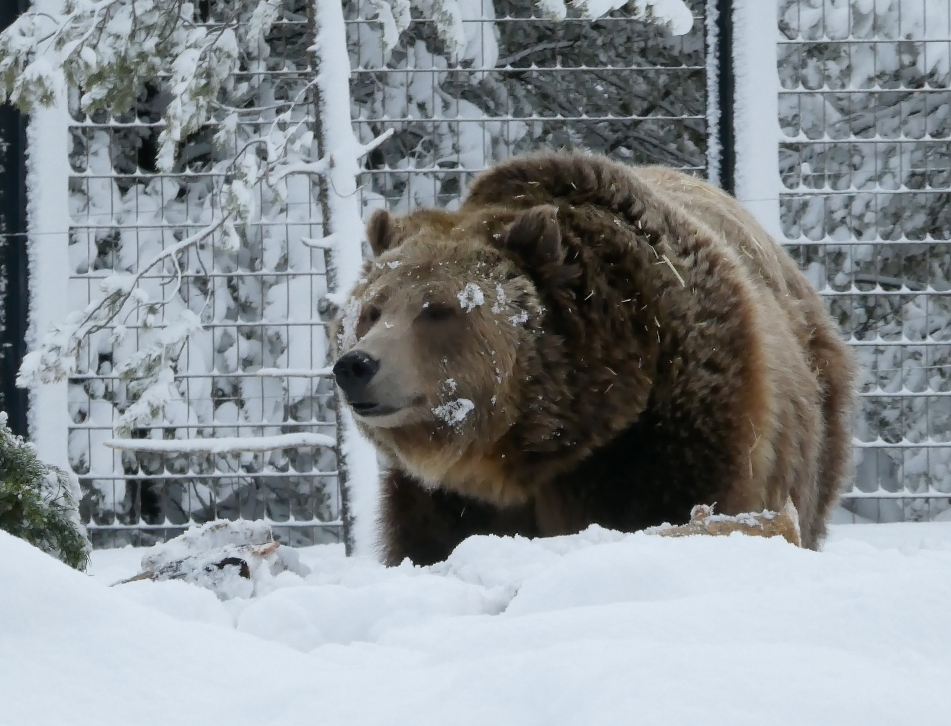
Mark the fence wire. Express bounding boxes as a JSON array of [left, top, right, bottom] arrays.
[[69, 12, 342, 547], [778, 0, 951, 522], [348, 0, 709, 212]]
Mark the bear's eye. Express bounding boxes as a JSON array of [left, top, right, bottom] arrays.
[[418, 303, 457, 322], [364, 306, 382, 325]]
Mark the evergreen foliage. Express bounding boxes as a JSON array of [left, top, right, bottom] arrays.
[[0, 413, 90, 570]]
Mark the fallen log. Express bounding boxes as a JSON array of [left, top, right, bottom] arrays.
[[112, 541, 279, 586], [110, 521, 307, 599], [645, 497, 802, 547]]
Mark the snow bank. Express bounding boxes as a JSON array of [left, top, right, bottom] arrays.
[[0, 530, 327, 726], [4, 523, 951, 725]]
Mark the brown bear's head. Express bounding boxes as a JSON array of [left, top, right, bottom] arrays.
[[331, 204, 570, 487]]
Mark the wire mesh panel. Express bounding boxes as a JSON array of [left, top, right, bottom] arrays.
[[69, 7, 342, 547], [63, 0, 709, 547], [778, 0, 951, 521], [348, 0, 709, 213]]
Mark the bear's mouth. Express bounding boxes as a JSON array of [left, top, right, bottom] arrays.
[[350, 402, 400, 417]]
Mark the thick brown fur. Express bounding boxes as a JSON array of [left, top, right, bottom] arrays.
[[335, 151, 856, 565]]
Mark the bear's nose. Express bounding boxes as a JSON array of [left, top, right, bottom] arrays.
[[333, 351, 380, 400]]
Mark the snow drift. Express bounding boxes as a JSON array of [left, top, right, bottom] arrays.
[[3, 523, 951, 725]]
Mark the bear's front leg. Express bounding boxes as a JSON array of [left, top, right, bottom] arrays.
[[378, 469, 537, 566]]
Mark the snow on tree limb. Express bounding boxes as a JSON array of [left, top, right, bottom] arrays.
[[422, 0, 467, 59], [367, 0, 412, 52], [16, 218, 227, 389], [311, 0, 381, 556], [0, 412, 91, 571], [103, 432, 336, 453], [111, 520, 310, 599], [0, 1, 241, 170], [645, 499, 802, 548], [270, 127, 393, 183], [572, 0, 694, 35], [534, 0, 568, 22], [255, 367, 334, 378]]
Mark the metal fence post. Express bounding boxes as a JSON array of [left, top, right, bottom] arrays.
[[0, 0, 30, 437], [713, 0, 735, 196]]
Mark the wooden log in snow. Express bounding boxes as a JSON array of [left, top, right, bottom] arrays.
[[112, 541, 281, 586], [645, 498, 802, 547]]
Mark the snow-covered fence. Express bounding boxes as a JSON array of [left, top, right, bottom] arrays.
[[9, 0, 708, 548], [774, 0, 951, 522], [3, 0, 704, 550], [59, 9, 346, 548], [14, 0, 950, 538], [347, 0, 708, 213]]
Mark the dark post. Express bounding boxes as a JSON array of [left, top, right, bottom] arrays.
[[713, 0, 736, 196], [0, 0, 30, 436]]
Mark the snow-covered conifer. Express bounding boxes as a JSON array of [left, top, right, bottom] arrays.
[[0, 412, 90, 569]]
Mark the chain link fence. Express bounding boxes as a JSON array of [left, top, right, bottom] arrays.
[[778, 0, 951, 522]]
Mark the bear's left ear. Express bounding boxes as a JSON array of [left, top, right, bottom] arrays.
[[366, 208, 397, 257], [497, 205, 564, 271]]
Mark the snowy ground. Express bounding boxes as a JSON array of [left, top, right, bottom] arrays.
[[4, 522, 951, 726]]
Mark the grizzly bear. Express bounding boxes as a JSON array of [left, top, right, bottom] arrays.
[[332, 151, 856, 566]]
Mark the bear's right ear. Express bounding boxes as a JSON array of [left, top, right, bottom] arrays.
[[366, 208, 397, 257], [498, 205, 565, 271], [498, 205, 581, 288]]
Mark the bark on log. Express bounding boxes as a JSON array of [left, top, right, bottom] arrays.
[[646, 498, 802, 547]]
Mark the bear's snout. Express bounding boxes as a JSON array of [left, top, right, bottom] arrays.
[[333, 351, 380, 410]]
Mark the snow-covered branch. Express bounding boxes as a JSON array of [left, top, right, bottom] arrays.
[[573, 1, 693, 35], [103, 432, 336, 453], [17, 216, 228, 388], [311, 0, 382, 555], [255, 367, 334, 378], [270, 127, 392, 182], [0, 0, 246, 170]]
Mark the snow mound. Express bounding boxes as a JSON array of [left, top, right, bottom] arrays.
[[4, 523, 951, 725]]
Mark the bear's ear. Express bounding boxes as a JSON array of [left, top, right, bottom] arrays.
[[366, 208, 397, 257], [498, 205, 564, 270]]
